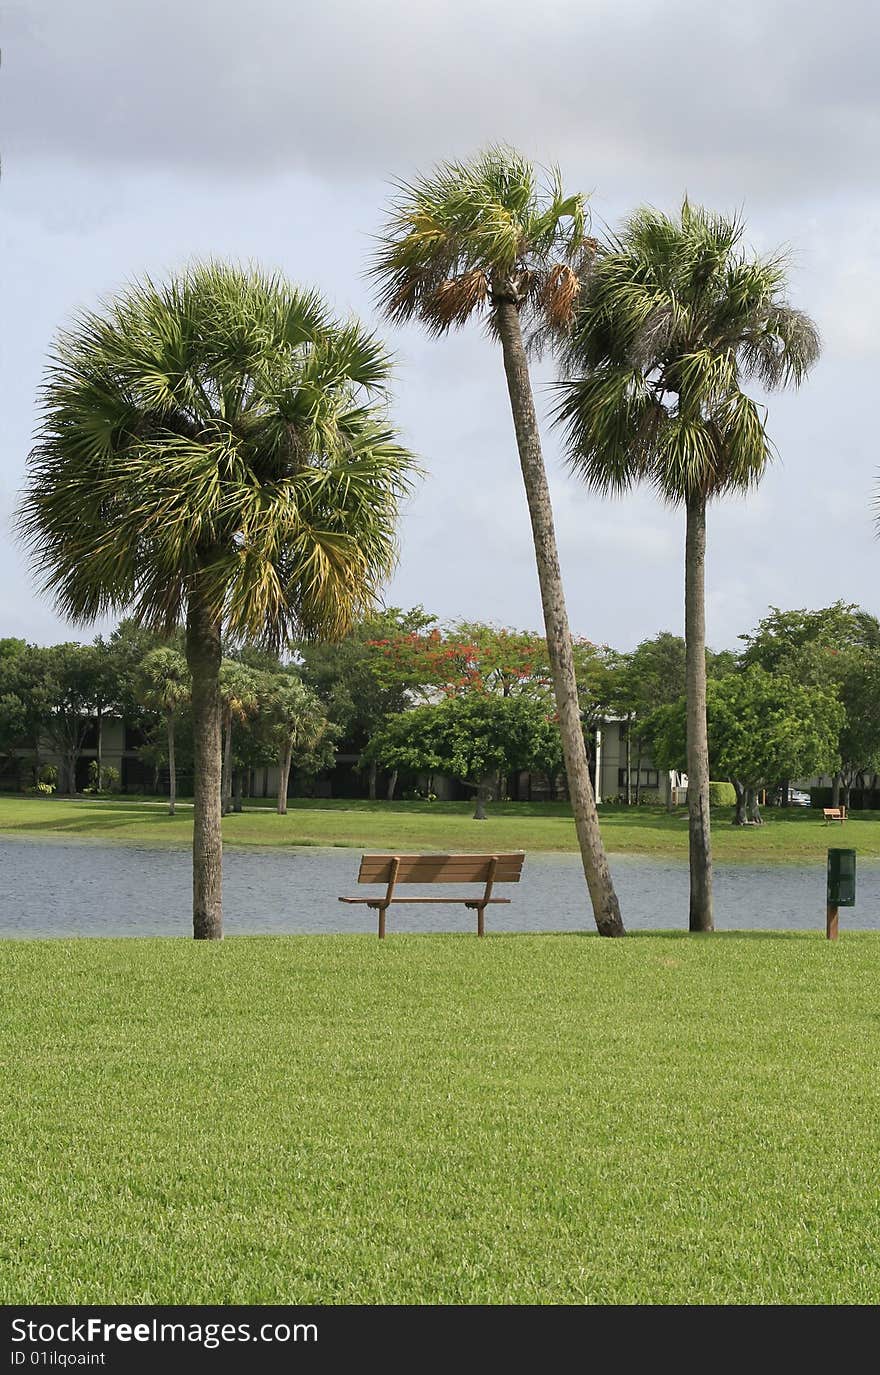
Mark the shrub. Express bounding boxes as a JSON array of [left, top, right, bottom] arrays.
[[24, 764, 57, 796], [708, 781, 736, 807], [85, 761, 120, 794]]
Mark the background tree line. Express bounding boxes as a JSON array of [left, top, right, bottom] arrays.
[[4, 599, 878, 820]]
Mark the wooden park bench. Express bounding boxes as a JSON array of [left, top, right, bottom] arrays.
[[823, 806, 847, 824], [339, 852, 525, 938]]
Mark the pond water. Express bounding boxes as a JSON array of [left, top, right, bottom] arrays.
[[1, 837, 877, 937]]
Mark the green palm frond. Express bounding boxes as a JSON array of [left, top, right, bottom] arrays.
[[555, 369, 663, 496], [17, 262, 417, 648]]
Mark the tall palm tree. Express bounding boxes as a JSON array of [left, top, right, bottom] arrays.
[[371, 147, 624, 937], [218, 660, 260, 816], [17, 262, 415, 938], [556, 201, 819, 930], [136, 647, 190, 815]]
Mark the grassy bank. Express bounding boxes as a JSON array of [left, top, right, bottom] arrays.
[[2, 933, 879, 1304], [0, 793, 878, 862]]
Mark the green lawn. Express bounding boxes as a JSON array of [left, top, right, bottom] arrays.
[[2, 933, 879, 1304], [0, 793, 876, 862]]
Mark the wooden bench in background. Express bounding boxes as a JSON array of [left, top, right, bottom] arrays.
[[339, 852, 526, 938], [823, 806, 847, 824]]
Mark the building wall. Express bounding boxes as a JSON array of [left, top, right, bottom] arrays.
[[594, 721, 679, 805]]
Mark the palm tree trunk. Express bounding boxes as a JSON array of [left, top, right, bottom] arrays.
[[277, 744, 292, 814], [96, 707, 103, 792], [221, 708, 233, 816], [685, 495, 713, 932], [166, 709, 176, 817], [186, 589, 223, 940], [495, 297, 624, 936]]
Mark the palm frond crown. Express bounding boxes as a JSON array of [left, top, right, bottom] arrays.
[[370, 146, 595, 347], [17, 262, 417, 647], [554, 200, 820, 503]]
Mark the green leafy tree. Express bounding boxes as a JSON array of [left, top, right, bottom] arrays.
[[0, 645, 57, 786], [835, 653, 880, 806], [558, 201, 819, 929], [136, 648, 191, 814], [0, 640, 29, 778], [17, 262, 415, 938], [740, 602, 880, 672], [365, 694, 563, 820], [39, 643, 106, 795], [298, 606, 436, 799], [651, 668, 843, 824], [371, 146, 623, 935], [741, 603, 880, 805]]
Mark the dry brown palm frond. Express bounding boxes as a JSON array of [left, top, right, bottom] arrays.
[[427, 270, 490, 330], [540, 263, 581, 332]]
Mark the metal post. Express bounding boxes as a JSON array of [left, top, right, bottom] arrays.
[[594, 728, 602, 804]]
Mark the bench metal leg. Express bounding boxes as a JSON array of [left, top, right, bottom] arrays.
[[477, 905, 485, 938]]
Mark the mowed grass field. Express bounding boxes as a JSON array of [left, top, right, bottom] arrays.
[[0, 794, 876, 862], [2, 933, 880, 1304]]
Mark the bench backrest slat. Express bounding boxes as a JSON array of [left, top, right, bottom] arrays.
[[357, 853, 524, 885]]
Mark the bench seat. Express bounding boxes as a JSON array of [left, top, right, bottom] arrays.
[[339, 896, 511, 904], [339, 852, 525, 937]]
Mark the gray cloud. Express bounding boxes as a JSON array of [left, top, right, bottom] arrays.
[[5, 0, 879, 204], [2, 2, 879, 652]]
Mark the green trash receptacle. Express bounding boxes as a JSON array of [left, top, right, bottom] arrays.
[[827, 848, 856, 908]]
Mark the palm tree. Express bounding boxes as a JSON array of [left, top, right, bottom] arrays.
[[136, 647, 190, 815], [371, 147, 624, 937], [218, 660, 260, 816], [556, 201, 819, 930], [266, 675, 333, 814], [17, 262, 415, 939]]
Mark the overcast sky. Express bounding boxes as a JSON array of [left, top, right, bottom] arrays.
[[2, 0, 878, 652]]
